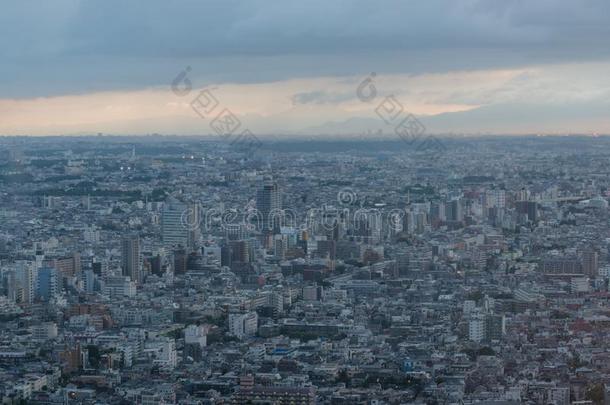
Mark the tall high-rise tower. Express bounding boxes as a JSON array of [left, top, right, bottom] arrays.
[[582, 249, 599, 277], [445, 198, 463, 222], [162, 199, 199, 249], [256, 180, 281, 232], [121, 235, 141, 283], [37, 267, 58, 301]]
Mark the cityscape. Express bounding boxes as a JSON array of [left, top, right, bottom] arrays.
[[3, 1, 610, 404], [0, 136, 610, 403]]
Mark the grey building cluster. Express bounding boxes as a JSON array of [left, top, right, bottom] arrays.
[[1, 135, 610, 404]]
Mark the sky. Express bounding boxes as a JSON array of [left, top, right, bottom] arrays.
[[2, 0, 610, 136]]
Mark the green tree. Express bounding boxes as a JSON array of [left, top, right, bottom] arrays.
[[585, 383, 604, 404]]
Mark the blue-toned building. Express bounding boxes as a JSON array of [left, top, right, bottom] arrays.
[[37, 267, 57, 301]]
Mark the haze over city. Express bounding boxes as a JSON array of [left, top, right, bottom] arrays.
[[3, 2, 610, 405]]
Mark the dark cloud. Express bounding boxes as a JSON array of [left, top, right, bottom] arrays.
[[1, 0, 610, 97]]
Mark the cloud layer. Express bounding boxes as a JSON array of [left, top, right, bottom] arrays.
[[1, 0, 610, 135]]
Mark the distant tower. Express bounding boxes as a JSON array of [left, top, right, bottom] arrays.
[[256, 180, 281, 232], [122, 235, 141, 283], [162, 199, 198, 249], [161, 199, 188, 248], [515, 201, 538, 223], [430, 202, 446, 223], [225, 223, 247, 241], [37, 267, 58, 301], [229, 240, 250, 264], [15, 261, 37, 304], [582, 250, 599, 277], [446, 198, 463, 222]]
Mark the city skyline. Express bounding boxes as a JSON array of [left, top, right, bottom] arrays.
[[3, 2, 610, 403]]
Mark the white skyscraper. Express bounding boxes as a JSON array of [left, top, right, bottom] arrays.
[[469, 312, 485, 342], [162, 199, 199, 249], [228, 312, 258, 339], [15, 260, 37, 304]]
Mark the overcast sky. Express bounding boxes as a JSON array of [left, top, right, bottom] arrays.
[[2, 0, 610, 136]]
